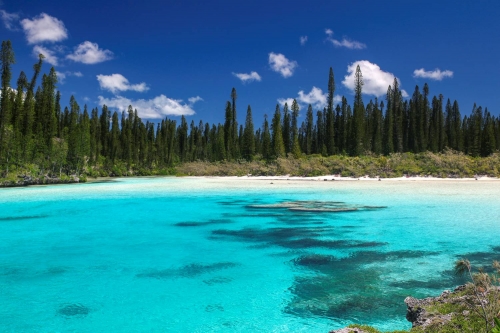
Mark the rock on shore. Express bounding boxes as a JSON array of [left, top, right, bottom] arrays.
[[0, 175, 81, 187]]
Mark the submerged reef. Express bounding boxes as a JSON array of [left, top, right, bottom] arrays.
[[247, 200, 387, 213], [136, 262, 239, 279], [57, 303, 90, 317]]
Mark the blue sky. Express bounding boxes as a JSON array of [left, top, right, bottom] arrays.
[[1, 0, 499, 125]]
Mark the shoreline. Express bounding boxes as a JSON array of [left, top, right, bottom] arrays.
[[1, 174, 499, 188], [204, 174, 499, 181]]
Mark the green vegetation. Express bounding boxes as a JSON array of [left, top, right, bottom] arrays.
[[331, 260, 500, 333], [1, 39, 500, 185]]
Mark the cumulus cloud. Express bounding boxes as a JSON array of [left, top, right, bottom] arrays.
[[277, 98, 295, 108], [297, 87, 327, 109], [97, 74, 148, 94], [98, 95, 196, 119], [20, 13, 68, 44], [56, 71, 83, 84], [232, 71, 262, 83], [300, 36, 308, 45], [325, 29, 366, 50], [0, 9, 19, 30], [413, 68, 453, 81], [67, 41, 113, 64], [269, 52, 297, 78], [56, 71, 66, 83], [278, 87, 342, 110], [342, 60, 408, 98], [188, 96, 203, 104], [33, 45, 58, 65]]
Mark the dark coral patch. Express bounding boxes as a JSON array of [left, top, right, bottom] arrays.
[[58, 303, 90, 317], [203, 276, 232, 285], [0, 215, 49, 221], [174, 219, 233, 227], [211, 227, 385, 250], [137, 262, 239, 279]]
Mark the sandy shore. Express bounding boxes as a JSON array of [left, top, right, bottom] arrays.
[[206, 174, 499, 181]]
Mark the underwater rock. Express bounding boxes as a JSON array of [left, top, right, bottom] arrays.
[[246, 200, 386, 213], [137, 262, 239, 279], [57, 303, 90, 317], [203, 276, 232, 285], [205, 304, 224, 312], [174, 219, 233, 227], [0, 215, 49, 221], [212, 226, 385, 250]]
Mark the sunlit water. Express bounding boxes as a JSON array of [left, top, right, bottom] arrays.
[[1, 177, 499, 332]]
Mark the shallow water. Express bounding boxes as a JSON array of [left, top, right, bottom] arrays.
[[1, 177, 499, 332]]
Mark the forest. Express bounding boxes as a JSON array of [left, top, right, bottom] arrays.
[[1, 40, 500, 181]]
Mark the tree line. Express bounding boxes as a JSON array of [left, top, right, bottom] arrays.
[[0, 40, 499, 176]]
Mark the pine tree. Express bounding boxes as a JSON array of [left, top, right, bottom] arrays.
[[481, 108, 496, 156], [291, 99, 301, 157], [315, 109, 325, 154], [231, 88, 239, 158], [372, 98, 383, 154], [271, 104, 285, 158], [262, 115, 272, 159], [224, 101, 233, 159], [391, 78, 403, 152], [109, 111, 120, 163], [351, 65, 365, 155], [384, 85, 394, 154], [282, 103, 291, 154], [305, 104, 313, 155], [452, 101, 463, 151], [326, 67, 335, 155], [0, 40, 15, 164], [242, 105, 255, 160]]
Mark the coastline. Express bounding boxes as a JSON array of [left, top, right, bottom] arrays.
[[206, 174, 499, 181], [1, 174, 499, 188]]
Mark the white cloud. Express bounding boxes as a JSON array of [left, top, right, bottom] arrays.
[[277, 98, 295, 107], [278, 87, 340, 110], [188, 96, 203, 104], [413, 68, 453, 81], [342, 60, 408, 98], [0, 10, 19, 30], [67, 41, 113, 64], [333, 95, 342, 104], [20, 13, 68, 44], [97, 74, 148, 94], [300, 36, 308, 45], [325, 29, 366, 50], [232, 71, 262, 83], [298, 87, 327, 109], [269, 52, 297, 78], [56, 71, 66, 83], [33, 45, 58, 65], [56, 71, 83, 84], [98, 95, 196, 119], [330, 38, 366, 50]]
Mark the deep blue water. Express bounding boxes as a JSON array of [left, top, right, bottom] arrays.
[[1, 177, 499, 332]]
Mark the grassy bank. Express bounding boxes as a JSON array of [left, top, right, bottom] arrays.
[[176, 150, 500, 178]]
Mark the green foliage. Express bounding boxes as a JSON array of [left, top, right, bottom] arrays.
[[1, 40, 500, 186]]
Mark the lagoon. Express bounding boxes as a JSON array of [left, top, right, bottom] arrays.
[[1, 177, 499, 332]]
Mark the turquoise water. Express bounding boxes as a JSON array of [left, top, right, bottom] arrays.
[[1, 177, 499, 332]]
